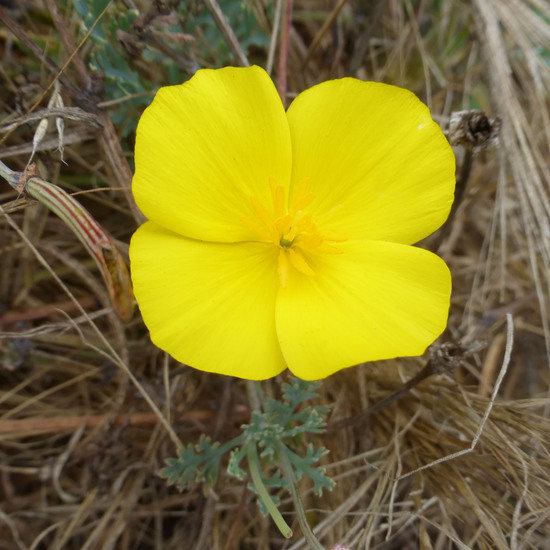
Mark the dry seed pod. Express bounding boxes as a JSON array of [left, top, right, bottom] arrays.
[[448, 110, 502, 153], [28, 82, 67, 164], [29, 117, 49, 163]]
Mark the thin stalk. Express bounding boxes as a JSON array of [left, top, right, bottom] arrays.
[[278, 442, 325, 550], [203, 0, 249, 67], [430, 146, 474, 251], [246, 380, 262, 414], [266, 0, 283, 76], [246, 443, 293, 539], [277, 0, 293, 106]]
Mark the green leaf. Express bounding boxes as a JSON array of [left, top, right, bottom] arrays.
[[227, 446, 247, 480], [282, 377, 323, 409], [159, 436, 218, 491], [159, 435, 244, 491], [286, 445, 335, 496]]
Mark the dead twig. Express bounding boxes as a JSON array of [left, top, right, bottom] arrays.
[[0, 107, 102, 134], [326, 342, 464, 433], [202, 0, 249, 67]]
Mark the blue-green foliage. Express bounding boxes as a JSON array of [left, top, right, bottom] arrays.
[[74, 0, 141, 91], [162, 435, 244, 490], [285, 445, 334, 496], [239, 379, 329, 462], [72, 1, 271, 136], [160, 377, 334, 510], [74, 0, 154, 136]]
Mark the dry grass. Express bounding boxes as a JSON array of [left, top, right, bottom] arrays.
[[1, 1, 549, 549]]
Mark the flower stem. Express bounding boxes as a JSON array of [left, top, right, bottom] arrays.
[[278, 442, 326, 550], [246, 443, 293, 539], [246, 380, 262, 414]]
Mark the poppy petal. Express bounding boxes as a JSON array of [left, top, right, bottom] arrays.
[[286, 79, 455, 245], [130, 221, 286, 379], [133, 66, 292, 242], [275, 240, 451, 380]]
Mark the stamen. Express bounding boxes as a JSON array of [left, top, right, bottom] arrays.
[[250, 195, 275, 231], [288, 248, 315, 276], [270, 176, 286, 219], [280, 235, 293, 248], [291, 178, 315, 211], [244, 177, 347, 285]]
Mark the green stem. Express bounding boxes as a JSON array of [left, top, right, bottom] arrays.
[[246, 380, 262, 413], [278, 442, 325, 550], [246, 443, 293, 539], [216, 434, 246, 456]]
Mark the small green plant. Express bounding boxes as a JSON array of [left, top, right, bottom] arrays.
[[160, 377, 334, 540]]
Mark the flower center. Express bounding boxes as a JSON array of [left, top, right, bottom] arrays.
[[242, 177, 345, 287]]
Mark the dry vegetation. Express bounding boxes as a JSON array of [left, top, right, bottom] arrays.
[[1, 1, 550, 549]]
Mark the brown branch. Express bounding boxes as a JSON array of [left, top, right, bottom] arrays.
[[326, 360, 440, 432], [0, 107, 102, 133], [326, 342, 464, 432], [98, 111, 145, 224]]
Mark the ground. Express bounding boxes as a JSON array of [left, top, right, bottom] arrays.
[[0, 1, 549, 549]]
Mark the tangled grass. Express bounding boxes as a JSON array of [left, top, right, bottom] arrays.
[[1, 1, 549, 548]]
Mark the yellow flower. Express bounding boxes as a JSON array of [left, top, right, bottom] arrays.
[[130, 66, 455, 381]]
